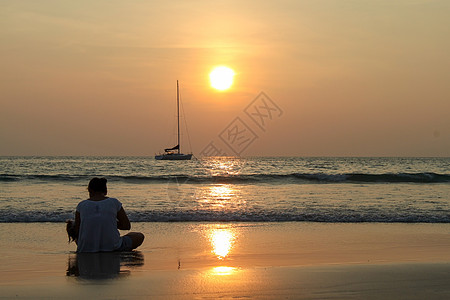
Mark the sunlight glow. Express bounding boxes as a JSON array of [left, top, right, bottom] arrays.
[[197, 184, 246, 211], [210, 266, 237, 276], [203, 157, 246, 176], [210, 185, 233, 201], [209, 66, 235, 91], [210, 229, 235, 259]]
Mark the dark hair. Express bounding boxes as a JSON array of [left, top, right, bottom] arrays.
[[66, 219, 78, 243], [88, 177, 107, 194]]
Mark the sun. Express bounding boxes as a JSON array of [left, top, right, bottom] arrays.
[[209, 66, 235, 91]]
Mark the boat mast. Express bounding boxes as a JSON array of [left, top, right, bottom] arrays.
[[177, 80, 180, 154]]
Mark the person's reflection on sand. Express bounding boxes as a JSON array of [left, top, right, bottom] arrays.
[[66, 251, 144, 280]]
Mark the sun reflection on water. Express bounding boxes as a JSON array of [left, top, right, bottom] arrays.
[[195, 157, 247, 211], [202, 157, 246, 177], [210, 229, 235, 259], [197, 184, 246, 210], [206, 225, 239, 276], [210, 266, 237, 276]]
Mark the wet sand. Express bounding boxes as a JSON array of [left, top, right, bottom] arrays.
[[1, 222, 449, 299]]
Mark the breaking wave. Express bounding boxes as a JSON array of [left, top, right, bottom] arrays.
[[1, 209, 448, 223], [1, 172, 449, 184]]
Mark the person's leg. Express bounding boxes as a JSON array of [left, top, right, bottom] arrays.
[[124, 232, 145, 250]]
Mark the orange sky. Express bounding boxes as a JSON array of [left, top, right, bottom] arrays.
[[1, 1, 449, 156]]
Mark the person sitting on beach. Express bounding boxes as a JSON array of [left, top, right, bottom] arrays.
[[66, 177, 144, 252]]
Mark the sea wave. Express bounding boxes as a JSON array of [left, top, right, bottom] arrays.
[[1, 209, 448, 223], [292, 172, 450, 183], [1, 172, 449, 184]]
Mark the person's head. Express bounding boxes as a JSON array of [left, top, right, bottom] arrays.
[[88, 177, 107, 196]]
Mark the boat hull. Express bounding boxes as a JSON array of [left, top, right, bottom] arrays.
[[155, 153, 192, 160]]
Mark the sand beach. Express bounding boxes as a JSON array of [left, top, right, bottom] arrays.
[[1, 222, 449, 299]]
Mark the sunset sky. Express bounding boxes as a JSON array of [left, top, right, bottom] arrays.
[[1, 0, 449, 156]]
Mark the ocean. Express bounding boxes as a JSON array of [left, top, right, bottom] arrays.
[[0, 156, 449, 223]]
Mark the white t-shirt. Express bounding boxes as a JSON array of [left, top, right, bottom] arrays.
[[76, 197, 123, 253]]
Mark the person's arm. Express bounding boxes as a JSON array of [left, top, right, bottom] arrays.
[[117, 207, 131, 230]]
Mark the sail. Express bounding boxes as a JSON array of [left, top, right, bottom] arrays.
[[155, 80, 192, 160], [164, 144, 179, 152]]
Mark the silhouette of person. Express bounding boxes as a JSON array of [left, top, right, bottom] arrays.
[[67, 177, 144, 252], [66, 251, 144, 279]]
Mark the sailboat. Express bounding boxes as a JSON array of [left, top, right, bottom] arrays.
[[155, 80, 193, 160]]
